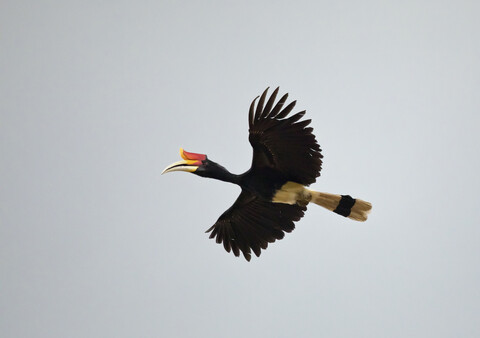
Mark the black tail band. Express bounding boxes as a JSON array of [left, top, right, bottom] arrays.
[[333, 195, 356, 217]]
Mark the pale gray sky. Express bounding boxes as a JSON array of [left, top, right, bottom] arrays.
[[1, 1, 479, 337]]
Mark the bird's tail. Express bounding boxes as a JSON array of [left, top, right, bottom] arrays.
[[308, 190, 372, 221]]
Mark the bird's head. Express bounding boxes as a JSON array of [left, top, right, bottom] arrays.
[[162, 148, 228, 179]]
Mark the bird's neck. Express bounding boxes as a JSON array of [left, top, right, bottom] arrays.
[[211, 168, 241, 185]]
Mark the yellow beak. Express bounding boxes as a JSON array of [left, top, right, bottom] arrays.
[[162, 148, 204, 174], [161, 159, 200, 174]]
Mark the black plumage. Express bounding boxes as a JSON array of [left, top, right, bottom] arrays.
[[163, 87, 371, 261], [204, 87, 322, 261]]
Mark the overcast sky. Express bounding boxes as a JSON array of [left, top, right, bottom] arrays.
[[1, 1, 479, 337]]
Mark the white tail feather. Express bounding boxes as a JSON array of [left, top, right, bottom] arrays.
[[309, 191, 372, 221], [273, 182, 372, 221]]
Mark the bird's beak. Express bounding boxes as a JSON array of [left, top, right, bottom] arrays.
[[162, 148, 206, 174]]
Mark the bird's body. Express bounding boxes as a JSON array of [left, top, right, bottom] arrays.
[[163, 88, 372, 260], [240, 167, 287, 200]]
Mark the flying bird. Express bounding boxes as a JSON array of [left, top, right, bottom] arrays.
[[162, 87, 372, 261]]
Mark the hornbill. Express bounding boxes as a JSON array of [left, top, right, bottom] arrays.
[[162, 87, 372, 261]]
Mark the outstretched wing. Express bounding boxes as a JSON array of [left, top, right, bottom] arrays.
[[248, 87, 323, 185], [205, 190, 306, 261]]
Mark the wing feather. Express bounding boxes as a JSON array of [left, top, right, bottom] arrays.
[[206, 190, 306, 260], [267, 93, 288, 118], [263, 87, 279, 117], [254, 88, 268, 121], [276, 100, 296, 119], [248, 87, 323, 185]]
